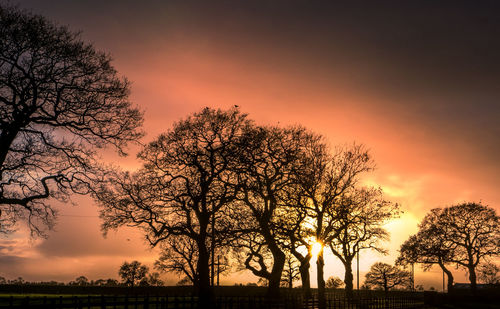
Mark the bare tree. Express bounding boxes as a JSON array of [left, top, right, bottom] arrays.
[[329, 187, 398, 298], [280, 254, 301, 290], [396, 208, 456, 292], [438, 202, 499, 290], [97, 108, 250, 303], [294, 144, 374, 309], [231, 126, 312, 298], [119, 261, 149, 287], [364, 262, 410, 294], [0, 5, 143, 236], [155, 236, 199, 287]]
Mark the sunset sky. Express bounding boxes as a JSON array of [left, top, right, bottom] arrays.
[[2, 0, 499, 290]]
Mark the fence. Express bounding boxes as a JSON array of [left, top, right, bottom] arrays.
[[0, 294, 424, 309]]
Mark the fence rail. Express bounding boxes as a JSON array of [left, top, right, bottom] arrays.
[[0, 294, 424, 309]]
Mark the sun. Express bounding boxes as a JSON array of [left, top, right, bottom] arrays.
[[310, 239, 324, 257]]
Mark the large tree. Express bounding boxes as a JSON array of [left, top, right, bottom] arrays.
[[293, 144, 374, 309], [329, 187, 398, 298], [438, 202, 500, 290], [0, 5, 143, 236], [97, 108, 250, 303], [231, 126, 311, 298], [397, 208, 456, 292]]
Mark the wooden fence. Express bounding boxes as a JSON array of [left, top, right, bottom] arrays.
[[0, 294, 424, 309]]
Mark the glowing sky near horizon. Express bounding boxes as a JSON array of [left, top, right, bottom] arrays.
[[1, 0, 499, 290]]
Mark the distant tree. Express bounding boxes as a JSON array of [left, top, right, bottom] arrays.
[[146, 272, 164, 286], [0, 276, 5, 284], [478, 262, 499, 284], [8, 277, 24, 285], [176, 277, 192, 286], [0, 5, 143, 237], [98, 108, 251, 303], [103, 278, 119, 286], [437, 203, 499, 290], [119, 261, 149, 287], [69, 276, 89, 286], [364, 262, 410, 294], [280, 254, 301, 289], [155, 236, 199, 288], [396, 208, 456, 292], [257, 277, 268, 287], [325, 276, 344, 289], [329, 187, 398, 298]]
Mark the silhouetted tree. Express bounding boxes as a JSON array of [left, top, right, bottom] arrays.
[[231, 126, 312, 298], [97, 108, 251, 303], [294, 144, 374, 308], [69, 276, 89, 286], [478, 262, 499, 284], [325, 276, 344, 289], [155, 236, 199, 288], [364, 262, 410, 294], [119, 261, 148, 287], [397, 209, 456, 292], [280, 254, 301, 289], [276, 132, 326, 299], [329, 187, 398, 298], [0, 5, 143, 236], [438, 203, 499, 290]]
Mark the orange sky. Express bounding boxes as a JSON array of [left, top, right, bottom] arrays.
[[1, 1, 499, 290]]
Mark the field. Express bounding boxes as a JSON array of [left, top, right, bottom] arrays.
[[0, 286, 427, 309]]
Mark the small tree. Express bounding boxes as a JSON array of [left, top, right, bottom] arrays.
[[119, 261, 149, 287], [478, 262, 499, 284], [69, 276, 89, 286], [397, 208, 456, 292], [147, 272, 164, 286], [325, 276, 344, 289], [364, 262, 410, 294], [280, 254, 301, 289]]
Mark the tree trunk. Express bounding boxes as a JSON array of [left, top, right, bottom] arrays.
[[197, 238, 212, 305], [267, 247, 286, 299], [317, 246, 326, 309], [438, 261, 454, 292], [298, 256, 312, 298], [344, 261, 354, 299], [468, 265, 477, 291], [197, 216, 213, 306]]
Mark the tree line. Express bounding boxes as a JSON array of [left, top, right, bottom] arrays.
[[0, 260, 163, 287], [94, 107, 399, 309]]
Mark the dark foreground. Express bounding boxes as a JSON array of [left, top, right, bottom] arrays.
[[0, 285, 498, 309]]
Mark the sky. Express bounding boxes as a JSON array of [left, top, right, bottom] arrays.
[[1, 0, 499, 289]]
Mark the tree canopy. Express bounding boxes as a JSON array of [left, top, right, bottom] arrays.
[[0, 5, 143, 236]]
